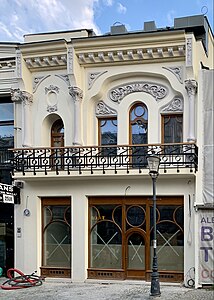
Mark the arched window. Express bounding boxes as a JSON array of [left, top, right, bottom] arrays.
[[51, 119, 64, 148], [129, 102, 148, 145], [129, 102, 148, 167]]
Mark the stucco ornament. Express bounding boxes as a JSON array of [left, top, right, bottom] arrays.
[[68, 86, 83, 102], [109, 82, 168, 103], [33, 75, 50, 93], [185, 79, 198, 96], [45, 85, 59, 94], [161, 97, 183, 113], [11, 88, 33, 105], [96, 101, 117, 116], [162, 66, 183, 83], [88, 71, 107, 89]]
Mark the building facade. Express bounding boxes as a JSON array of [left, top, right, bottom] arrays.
[[0, 15, 213, 287]]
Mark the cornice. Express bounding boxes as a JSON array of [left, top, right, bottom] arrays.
[[24, 54, 67, 69], [76, 44, 185, 65], [0, 58, 16, 69]]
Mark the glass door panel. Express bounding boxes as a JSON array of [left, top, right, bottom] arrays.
[[127, 233, 145, 270]]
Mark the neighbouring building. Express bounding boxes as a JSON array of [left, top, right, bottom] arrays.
[[0, 15, 213, 288]]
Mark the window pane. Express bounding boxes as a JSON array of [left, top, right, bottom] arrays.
[[163, 115, 183, 143], [0, 103, 14, 121], [100, 119, 117, 145], [0, 125, 14, 147], [90, 205, 122, 269]]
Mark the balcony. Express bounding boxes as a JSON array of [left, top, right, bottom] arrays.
[[11, 143, 198, 176]]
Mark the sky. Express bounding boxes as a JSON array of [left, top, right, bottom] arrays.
[[0, 0, 213, 42]]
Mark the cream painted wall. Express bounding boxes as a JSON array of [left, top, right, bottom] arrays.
[[14, 174, 196, 282]]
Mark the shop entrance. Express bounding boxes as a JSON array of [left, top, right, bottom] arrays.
[[88, 196, 184, 282], [41, 197, 71, 278]]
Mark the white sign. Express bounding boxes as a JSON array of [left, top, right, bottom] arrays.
[[199, 210, 214, 285], [0, 183, 14, 204], [3, 193, 14, 204]]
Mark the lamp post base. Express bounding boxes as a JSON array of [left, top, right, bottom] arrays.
[[150, 271, 161, 297]]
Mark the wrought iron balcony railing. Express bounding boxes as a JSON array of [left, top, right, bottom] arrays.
[[11, 143, 198, 176]]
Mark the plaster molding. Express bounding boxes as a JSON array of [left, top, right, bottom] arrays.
[[109, 82, 168, 103], [161, 97, 183, 113], [67, 46, 73, 74], [77, 44, 185, 65], [185, 79, 198, 96], [162, 66, 183, 83], [11, 88, 33, 105], [88, 71, 107, 89], [33, 75, 50, 93], [16, 49, 22, 78], [55, 74, 70, 86], [186, 37, 192, 67], [96, 101, 117, 116], [45, 85, 59, 94], [24, 54, 67, 69], [47, 104, 58, 113], [68, 86, 83, 102]]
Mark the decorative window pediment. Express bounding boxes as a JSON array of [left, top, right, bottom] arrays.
[[109, 82, 168, 103]]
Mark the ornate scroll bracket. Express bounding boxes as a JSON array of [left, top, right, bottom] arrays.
[[109, 82, 168, 103], [96, 101, 117, 116], [88, 71, 107, 89], [68, 86, 83, 102], [162, 66, 183, 83], [185, 79, 198, 96], [161, 97, 183, 113], [11, 88, 33, 105]]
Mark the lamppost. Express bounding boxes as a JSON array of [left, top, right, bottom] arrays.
[[147, 154, 161, 297]]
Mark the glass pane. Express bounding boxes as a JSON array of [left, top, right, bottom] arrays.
[[128, 233, 145, 269], [100, 119, 117, 145], [126, 206, 145, 227], [43, 222, 71, 267], [90, 222, 122, 269], [0, 125, 14, 147], [0, 103, 14, 121], [150, 222, 184, 271]]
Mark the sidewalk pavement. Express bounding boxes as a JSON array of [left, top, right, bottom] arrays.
[[0, 277, 213, 300]]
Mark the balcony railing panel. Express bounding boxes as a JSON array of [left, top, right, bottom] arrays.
[[11, 143, 198, 175]]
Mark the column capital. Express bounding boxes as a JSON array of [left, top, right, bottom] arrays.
[[68, 86, 83, 102], [185, 79, 198, 96], [11, 88, 33, 105]]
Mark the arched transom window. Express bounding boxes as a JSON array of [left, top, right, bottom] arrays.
[[130, 102, 148, 145]]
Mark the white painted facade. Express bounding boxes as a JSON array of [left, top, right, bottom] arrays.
[[0, 15, 213, 287]]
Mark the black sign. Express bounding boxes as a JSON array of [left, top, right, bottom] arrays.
[[0, 183, 20, 204]]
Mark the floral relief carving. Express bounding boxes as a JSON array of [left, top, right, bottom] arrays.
[[33, 75, 50, 93], [88, 71, 107, 89], [96, 101, 117, 116], [186, 37, 192, 67], [11, 88, 33, 105], [45, 85, 59, 94], [47, 104, 58, 113], [68, 86, 83, 102], [162, 66, 183, 83], [55, 74, 70, 86], [109, 82, 168, 103], [161, 97, 183, 113], [185, 79, 198, 96]]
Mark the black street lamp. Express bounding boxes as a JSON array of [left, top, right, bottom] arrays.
[[147, 154, 161, 297]]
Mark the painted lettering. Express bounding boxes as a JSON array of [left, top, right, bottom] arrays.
[[200, 247, 213, 262], [201, 226, 213, 241]]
